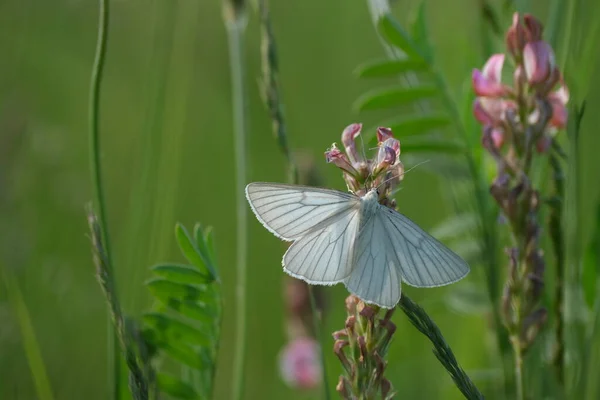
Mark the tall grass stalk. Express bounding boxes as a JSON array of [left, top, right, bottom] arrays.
[[88, 0, 120, 397], [257, 1, 329, 396], [223, 1, 249, 399], [2, 268, 54, 400]]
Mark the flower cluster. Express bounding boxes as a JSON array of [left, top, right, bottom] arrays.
[[472, 13, 568, 361], [325, 124, 404, 204], [473, 13, 568, 156], [333, 296, 397, 400]]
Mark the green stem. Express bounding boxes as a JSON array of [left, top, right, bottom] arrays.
[[549, 150, 565, 384], [2, 268, 54, 400], [88, 0, 120, 398], [225, 11, 249, 400], [308, 286, 331, 400]]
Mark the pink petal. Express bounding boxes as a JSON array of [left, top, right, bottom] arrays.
[[523, 41, 555, 85], [482, 54, 505, 83], [341, 123, 363, 164], [491, 128, 505, 149], [473, 98, 494, 125], [472, 69, 507, 97], [472, 55, 507, 97]]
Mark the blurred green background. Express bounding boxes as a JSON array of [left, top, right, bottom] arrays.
[[1, 0, 599, 399]]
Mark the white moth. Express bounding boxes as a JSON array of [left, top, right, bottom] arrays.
[[245, 182, 469, 308]]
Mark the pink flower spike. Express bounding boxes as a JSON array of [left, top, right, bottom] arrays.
[[524, 41, 555, 86], [279, 338, 322, 389], [472, 54, 507, 96], [376, 127, 394, 143]]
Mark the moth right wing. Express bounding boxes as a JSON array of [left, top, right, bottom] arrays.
[[245, 182, 360, 241]]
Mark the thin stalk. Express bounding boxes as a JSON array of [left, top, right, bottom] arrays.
[[308, 286, 331, 400], [258, 1, 328, 396], [2, 268, 54, 400], [549, 150, 565, 384], [223, 3, 249, 399], [88, 0, 120, 398]]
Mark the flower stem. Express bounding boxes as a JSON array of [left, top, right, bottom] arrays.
[[223, 4, 249, 399], [88, 0, 120, 397], [549, 148, 565, 384]]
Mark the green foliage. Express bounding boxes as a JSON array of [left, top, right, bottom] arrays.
[[143, 223, 222, 400]]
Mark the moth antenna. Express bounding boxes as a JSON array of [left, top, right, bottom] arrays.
[[376, 159, 431, 191]]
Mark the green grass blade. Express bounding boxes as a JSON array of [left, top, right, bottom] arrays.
[[2, 269, 54, 400]]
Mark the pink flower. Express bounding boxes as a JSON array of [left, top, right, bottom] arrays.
[[472, 54, 508, 97], [548, 84, 569, 129], [523, 41, 556, 86], [325, 144, 357, 176], [279, 337, 322, 389]]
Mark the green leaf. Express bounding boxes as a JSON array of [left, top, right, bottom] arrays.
[[165, 298, 216, 324], [355, 59, 428, 78], [399, 139, 466, 154], [151, 264, 210, 285], [143, 312, 210, 347], [354, 86, 438, 111], [146, 278, 209, 303], [156, 373, 200, 399], [378, 13, 424, 61], [203, 226, 218, 276], [175, 223, 215, 281], [409, 1, 432, 62], [160, 342, 206, 370]]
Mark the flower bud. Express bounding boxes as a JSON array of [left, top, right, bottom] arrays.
[[376, 127, 394, 143], [506, 13, 526, 59], [341, 123, 363, 164]]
